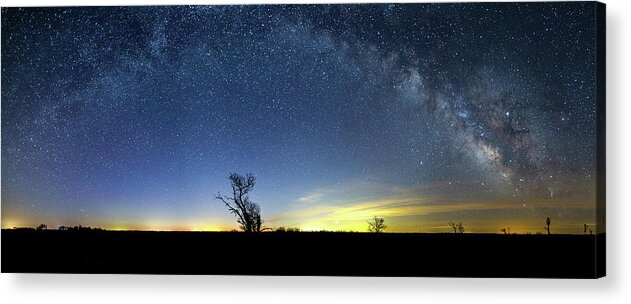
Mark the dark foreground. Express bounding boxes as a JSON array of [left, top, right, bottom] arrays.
[[1, 230, 605, 278]]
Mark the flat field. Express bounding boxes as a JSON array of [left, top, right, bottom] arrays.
[[1, 230, 605, 278]]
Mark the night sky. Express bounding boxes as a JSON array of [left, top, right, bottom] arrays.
[[1, 3, 598, 233]]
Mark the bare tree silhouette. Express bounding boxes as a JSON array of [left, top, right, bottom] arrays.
[[501, 228, 507, 235], [367, 216, 387, 233], [448, 222, 464, 234], [216, 173, 266, 232], [35, 224, 47, 230], [448, 222, 458, 233], [457, 223, 465, 234], [544, 217, 551, 235]]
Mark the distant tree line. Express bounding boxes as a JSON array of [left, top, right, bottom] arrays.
[[7, 224, 105, 231], [58, 225, 103, 231], [274, 226, 301, 232]]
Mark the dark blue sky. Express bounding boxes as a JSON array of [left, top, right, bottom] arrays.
[[1, 3, 598, 232]]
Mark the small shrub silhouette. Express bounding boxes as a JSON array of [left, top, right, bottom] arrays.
[[583, 224, 593, 235]]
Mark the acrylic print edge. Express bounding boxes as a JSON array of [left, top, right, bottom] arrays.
[[595, 1, 606, 279]]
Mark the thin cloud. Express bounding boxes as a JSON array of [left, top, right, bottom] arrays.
[[271, 183, 596, 232]]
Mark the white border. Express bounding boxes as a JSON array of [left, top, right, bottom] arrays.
[[1, 0, 630, 303]]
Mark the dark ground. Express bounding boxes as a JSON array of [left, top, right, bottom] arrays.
[[1, 230, 605, 278]]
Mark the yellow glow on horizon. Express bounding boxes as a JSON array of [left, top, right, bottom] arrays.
[[1, 219, 23, 229], [269, 195, 597, 234], [2, 193, 597, 234], [189, 224, 227, 232], [1, 217, 598, 234], [0, 216, 234, 232]]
